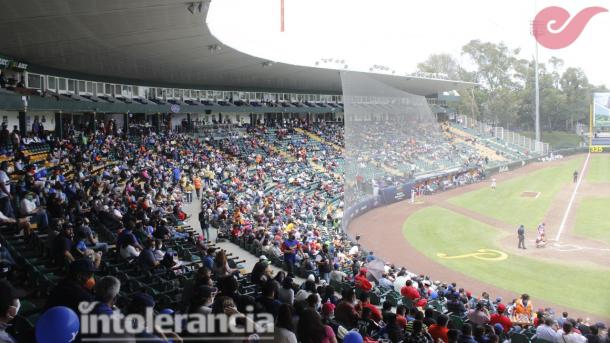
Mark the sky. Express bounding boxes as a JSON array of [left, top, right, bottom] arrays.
[[207, 0, 610, 88]]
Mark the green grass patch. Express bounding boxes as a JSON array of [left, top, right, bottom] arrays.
[[448, 157, 583, 228], [586, 154, 610, 183], [573, 197, 610, 244], [522, 131, 583, 149], [404, 206, 610, 317]]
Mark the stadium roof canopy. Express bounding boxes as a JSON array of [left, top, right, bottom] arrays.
[[0, 0, 476, 96]]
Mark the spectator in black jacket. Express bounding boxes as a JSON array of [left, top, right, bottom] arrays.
[[46, 259, 96, 315], [447, 293, 467, 317]]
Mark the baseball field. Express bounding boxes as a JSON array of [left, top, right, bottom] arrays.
[[349, 153, 610, 320]]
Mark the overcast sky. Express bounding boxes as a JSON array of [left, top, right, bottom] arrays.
[[208, 0, 610, 87]]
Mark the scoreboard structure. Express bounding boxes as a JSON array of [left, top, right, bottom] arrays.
[[590, 93, 610, 153]]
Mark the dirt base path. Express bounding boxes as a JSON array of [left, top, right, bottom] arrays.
[[347, 154, 610, 322]]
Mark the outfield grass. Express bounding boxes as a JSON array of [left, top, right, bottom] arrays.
[[586, 154, 610, 183], [573, 197, 610, 245], [448, 156, 584, 228], [404, 206, 610, 317]]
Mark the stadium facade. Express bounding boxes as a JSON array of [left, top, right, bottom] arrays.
[[0, 0, 475, 135]]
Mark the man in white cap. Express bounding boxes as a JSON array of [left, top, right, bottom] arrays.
[[251, 255, 273, 286]]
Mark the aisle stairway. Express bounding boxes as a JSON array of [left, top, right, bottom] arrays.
[[445, 125, 509, 163], [295, 128, 344, 152]]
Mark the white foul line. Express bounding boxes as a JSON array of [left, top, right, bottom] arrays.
[[555, 153, 591, 241]]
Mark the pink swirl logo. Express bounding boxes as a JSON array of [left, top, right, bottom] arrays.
[[533, 6, 607, 49]]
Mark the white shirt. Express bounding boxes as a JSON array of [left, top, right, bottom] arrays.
[[330, 270, 347, 283], [535, 325, 557, 342], [20, 198, 37, 215], [394, 276, 409, 292], [294, 290, 312, 303], [112, 208, 123, 219], [348, 245, 359, 256], [555, 331, 587, 343], [273, 328, 298, 343], [0, 170, 10, 197], [120, 245, 140, 259]]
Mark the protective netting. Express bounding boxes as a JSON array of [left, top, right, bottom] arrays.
[[341, 71, 450, 211]]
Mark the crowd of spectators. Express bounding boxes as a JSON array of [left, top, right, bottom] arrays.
[[0, 119, 605, 343]]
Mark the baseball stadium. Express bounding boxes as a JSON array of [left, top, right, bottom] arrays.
[[0, 0, 608, 342]]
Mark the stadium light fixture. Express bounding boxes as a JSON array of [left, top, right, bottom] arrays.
[[532, 0, 541, 143]]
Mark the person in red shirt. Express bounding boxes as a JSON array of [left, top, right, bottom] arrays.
[[428, 314, 450, 343], [354, 268, 373, 292], [400, 280, 427, 306], [490, 303, 513, 333], [400, 280, 419, 299], [355, 292, 382, 323]]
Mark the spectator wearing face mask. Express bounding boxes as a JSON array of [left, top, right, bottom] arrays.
[[19, 191, 49, 231], [188, 285, 218, 315], [0, 280, 26, 343]]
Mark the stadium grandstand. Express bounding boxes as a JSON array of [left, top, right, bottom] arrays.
[[0, 1, 604, 343]]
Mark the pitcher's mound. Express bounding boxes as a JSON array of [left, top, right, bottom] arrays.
[[521, 191, 540, 198]]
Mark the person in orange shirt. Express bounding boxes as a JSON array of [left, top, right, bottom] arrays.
[[233, 209, 242, 225], [514, 293, 533, 321], [193, 174, 202, 199]]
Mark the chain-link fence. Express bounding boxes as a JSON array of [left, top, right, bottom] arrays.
[[456, 114, 549, 155]]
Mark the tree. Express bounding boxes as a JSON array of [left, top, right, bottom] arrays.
[[416, 54, 463, 80], [416, 54, 479, 118], [461, 40, 521, 91], [560, 67, 591, 130], [417, 40, 598, 133], [460, 40, 523, 124]]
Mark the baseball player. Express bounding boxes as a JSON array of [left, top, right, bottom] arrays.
[[517, 225, 526, 249], [536, 223, 546, 248]]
